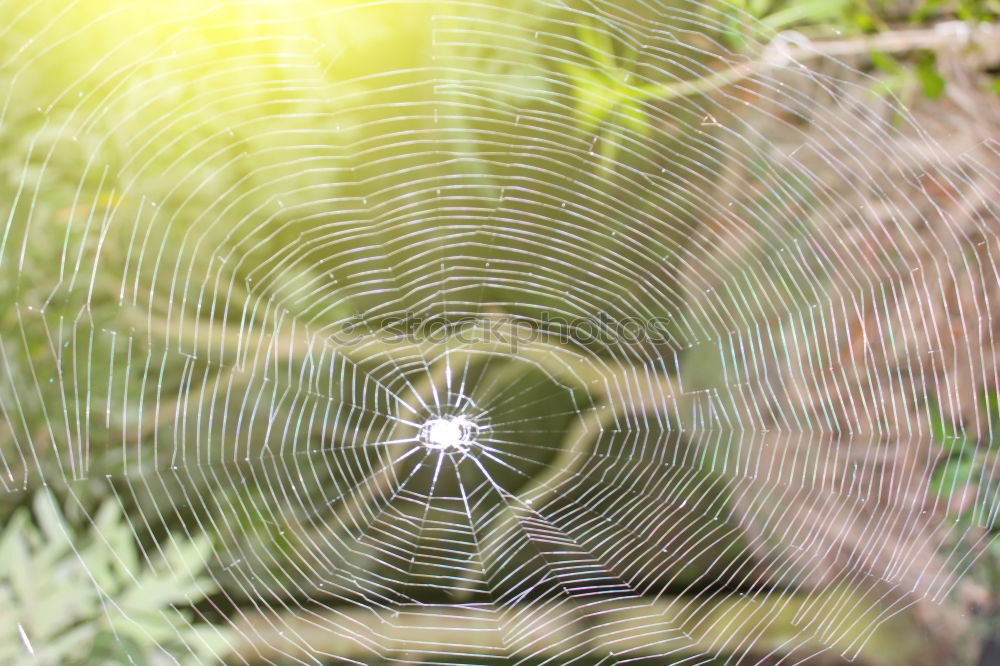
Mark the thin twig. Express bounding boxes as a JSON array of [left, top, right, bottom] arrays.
[[639, 21, 1000, 102]]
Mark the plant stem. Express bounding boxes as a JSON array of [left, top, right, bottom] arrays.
[[637, 21, 1000, 103]]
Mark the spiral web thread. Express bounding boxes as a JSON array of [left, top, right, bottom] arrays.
[[0, 0, 997, 664]]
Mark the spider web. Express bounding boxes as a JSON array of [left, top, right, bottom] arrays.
[[0, 0, 998, 664]]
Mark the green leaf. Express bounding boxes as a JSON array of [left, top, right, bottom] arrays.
[[982, 388, 1000, 449], [0, 511, 29, 563], [95, 499, 139, 577], [577, 20, 617, 73], [956, 0, 996, 21], [563, 20, 646, 141], [912, 0, 947, 22], [84, 630, 149, 666], [162, 532, 213, 578], [32, 491, 67, 542], [749, 0, 773, 17], [915, 51, 946, 100], [721, 10, 749, 50], [617, 96, 650, 136], [931, 456, 979, 498], [971, 486, 999, 529], [762, 0, 852, 31], [6, 515, 35, 608], [561, 63, 622, 134], [561, 23, 655, 178], [869, 50, 901, 74], [853, 12, 876, 32], [925, 395, 975, 456]]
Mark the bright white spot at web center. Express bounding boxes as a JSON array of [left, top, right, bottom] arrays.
[[427, 420, 461, 448], [420, 417, 477, 452]]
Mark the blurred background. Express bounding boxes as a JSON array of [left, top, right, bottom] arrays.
[[0, 0, 998, 664]]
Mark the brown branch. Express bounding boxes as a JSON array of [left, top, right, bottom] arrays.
[[638, 21, 1000, 103], [223, 588, 935, 666]]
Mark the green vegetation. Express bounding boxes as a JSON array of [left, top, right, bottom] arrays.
[[0, 0, 996, 664], [927, 390, 1000, 529], [0, 492, 227, 665]]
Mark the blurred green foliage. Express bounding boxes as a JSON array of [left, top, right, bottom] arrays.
[[0, 492, 228, 665], [0, 0, 997, 663], [928, 391, 1000, 530]]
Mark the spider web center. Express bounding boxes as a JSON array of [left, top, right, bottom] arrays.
[[419, 416, 479, 452]]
